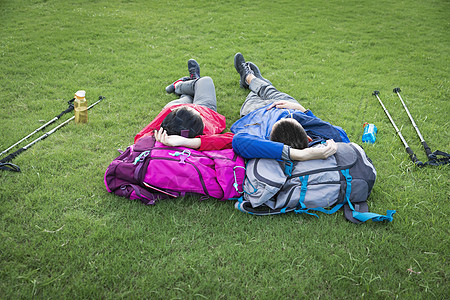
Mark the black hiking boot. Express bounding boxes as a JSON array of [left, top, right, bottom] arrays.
[[188, 59, 200, 80], [165, 77, 190, 94], [234, 52, 254, 89], [248, 61, 272, 85]]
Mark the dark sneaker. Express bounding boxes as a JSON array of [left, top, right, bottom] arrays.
[[165, 76, 190, 94], [248, 62, 272, 85], [188, 59, 200, 80], [234, 52, 254, 89]]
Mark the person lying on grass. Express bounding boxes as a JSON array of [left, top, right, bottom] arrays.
[[134, 58, 233, 151], [230, 52, 350, 160]]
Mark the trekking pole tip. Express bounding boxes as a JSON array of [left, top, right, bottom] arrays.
[[372, 90, 380, 96], [393, 87, 401, 93]]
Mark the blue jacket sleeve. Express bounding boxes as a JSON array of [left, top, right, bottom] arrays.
[[232, 133, 284, 160]]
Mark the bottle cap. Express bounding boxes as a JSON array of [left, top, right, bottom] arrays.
[[75, 90, 86, 98]]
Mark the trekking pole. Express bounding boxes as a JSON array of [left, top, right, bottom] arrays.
[[0, 96, 105, 172], [0, 98, 75, 159], [393, 88, 431, 156], [372, 91, 423, 166], [393, 88, 449, 166]]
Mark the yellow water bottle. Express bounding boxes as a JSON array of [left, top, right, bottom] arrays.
[[74, 90, 88, 123]]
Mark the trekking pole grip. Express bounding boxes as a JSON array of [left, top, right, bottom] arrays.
[[393, 87, 401, 93], [405, 147, 423, 166], [57, 106, 74, 118], [0, 148, 25, 164], [422, 141, 433, 158], [56, 98, 75, 119], [372, 90, 380, 96]]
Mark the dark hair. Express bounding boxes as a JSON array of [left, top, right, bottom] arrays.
[[160, 107, 204, 138], [270, 118, 309, 149]]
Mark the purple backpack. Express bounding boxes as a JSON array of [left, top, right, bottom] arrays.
[[104, 135, 245, 205]]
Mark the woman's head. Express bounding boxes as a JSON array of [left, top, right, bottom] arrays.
[[270, 118, 309, 149], [160, 106, 204, 138]]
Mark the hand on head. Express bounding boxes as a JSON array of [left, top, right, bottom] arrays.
[[153, 127, 201, 149], [154, 127, 171, 145], [320, 139, 338, 158], [154, 127, 185, 147], [289, 139, 338, 161]]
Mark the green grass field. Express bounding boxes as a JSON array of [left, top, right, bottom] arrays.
[[1, 0, 449, 298]]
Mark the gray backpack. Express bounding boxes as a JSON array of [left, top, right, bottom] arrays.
[[235, 142, 396, 223]]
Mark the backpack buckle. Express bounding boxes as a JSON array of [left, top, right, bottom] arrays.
[[169, 149, 191, 164], [133, 151, 150, 165]]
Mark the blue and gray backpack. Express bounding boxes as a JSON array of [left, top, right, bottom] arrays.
[[235, 142, 396, 223]]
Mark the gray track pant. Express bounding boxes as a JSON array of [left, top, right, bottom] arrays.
[[240, 77, 300, 117], [164, 76, 217, 112]]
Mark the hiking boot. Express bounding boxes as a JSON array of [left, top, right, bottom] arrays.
[[248, 61, 272, 85], [165, 77, 190, 94], [234, 52, 254, 89], [188, 59, 200, 80]]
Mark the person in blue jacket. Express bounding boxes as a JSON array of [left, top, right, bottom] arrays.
[[231, 52, 350, 161]]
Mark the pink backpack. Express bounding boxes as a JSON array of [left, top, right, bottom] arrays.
[[104, 135, 245, 205]]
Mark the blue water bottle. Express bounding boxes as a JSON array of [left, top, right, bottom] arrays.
[[362, 123, 377, 144]]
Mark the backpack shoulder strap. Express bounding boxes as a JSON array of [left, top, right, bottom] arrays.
[[296, 168, 396, 223], [344, 203, 396, 223], [340, 168, 395, 223]]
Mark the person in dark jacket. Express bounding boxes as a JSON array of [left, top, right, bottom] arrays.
[[231, 52, 349, 161]]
